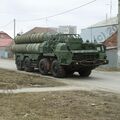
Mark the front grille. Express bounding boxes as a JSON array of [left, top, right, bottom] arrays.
[[73, 53, 98, 61]]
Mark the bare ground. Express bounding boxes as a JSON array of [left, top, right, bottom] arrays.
[[0, 65, 120, 120], [0, 69, 65, 89], [0, 91, 120, 120]]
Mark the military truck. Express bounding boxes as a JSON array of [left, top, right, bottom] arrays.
[[12, 33, 108, 78]]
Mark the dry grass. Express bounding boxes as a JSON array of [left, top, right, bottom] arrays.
[[0, 69, 65, 89], [0, 91, 120, 120]]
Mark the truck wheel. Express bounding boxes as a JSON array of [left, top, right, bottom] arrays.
[[24, 57, 34, 72], [79, 70, 91, 77], [51, 60, 66, 78], [39, 58, 50, 75], [16, 57, 23, 70], [66, 70, 74, 77]]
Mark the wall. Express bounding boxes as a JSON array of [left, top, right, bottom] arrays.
[[58, 26, 77, 34], [0, 47, 7, 58], [102, 48, 118, 68], [0, 47, 13, 58], [118, 0, 120, 68], [81, 24, 118, 43]]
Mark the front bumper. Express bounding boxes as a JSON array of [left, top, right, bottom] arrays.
[[72, 59, 109, 67]]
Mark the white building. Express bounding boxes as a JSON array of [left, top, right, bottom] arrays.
[[81, 17, 118, 43], [58, 26, 77, 34]]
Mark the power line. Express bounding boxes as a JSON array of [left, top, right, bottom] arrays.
[[18, 0, 97, 22], [0, 20, 13, 28], [47, 0, 97, 19]]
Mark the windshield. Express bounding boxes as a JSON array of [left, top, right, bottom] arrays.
[[97, 45, 105, 52]]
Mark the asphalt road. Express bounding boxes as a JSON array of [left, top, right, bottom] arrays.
[[0, 59, 120, 93]]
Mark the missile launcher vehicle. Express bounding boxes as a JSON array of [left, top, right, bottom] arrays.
[[12, 33, 108, 78]]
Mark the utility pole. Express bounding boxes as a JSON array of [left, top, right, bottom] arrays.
[[14, 19, 16, 38], [110, 0, 112, 18], [91, 26, 93, 43], [106, 13, 108, 22], [106, 0, 112, 19], [117, 0, 120, 67]]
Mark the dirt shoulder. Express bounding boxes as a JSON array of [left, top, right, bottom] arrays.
[[0, 90, 120, 120], [0, 69, 65, 89]]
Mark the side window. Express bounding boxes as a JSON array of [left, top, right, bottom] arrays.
[[97, 47, 101, 51], [101, 46, 105, 52]]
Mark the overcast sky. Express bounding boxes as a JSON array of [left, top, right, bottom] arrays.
[[0, 0, 118, 38]]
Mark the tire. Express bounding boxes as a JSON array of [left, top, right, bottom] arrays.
[[66, 70, 74, 77], [79, 69, 91, 77], [16, 57, 23, 70], [24, 57, 34, 72], [39, 58, 50, 75], [51, 60, 66, 78]]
